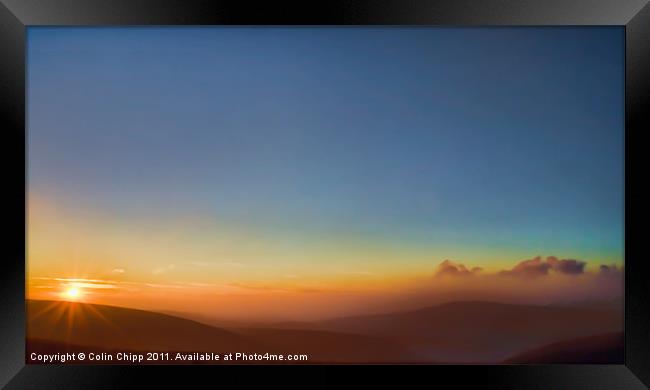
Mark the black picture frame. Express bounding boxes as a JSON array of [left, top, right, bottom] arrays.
[[1, 0, 649, 388]]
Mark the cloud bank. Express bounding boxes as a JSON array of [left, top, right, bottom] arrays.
[[499, 256, 587, 278], [435, 260, 483, 278], [414, 256, 623, 310], [433, 256, 613, 280]]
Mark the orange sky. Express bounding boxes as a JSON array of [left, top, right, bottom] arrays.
[[27, 195, 623, 322]]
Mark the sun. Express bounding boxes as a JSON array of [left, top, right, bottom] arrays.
[[62, 286, 82, 301]]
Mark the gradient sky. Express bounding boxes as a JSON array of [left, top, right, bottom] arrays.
[[27, 27, 624, 318]]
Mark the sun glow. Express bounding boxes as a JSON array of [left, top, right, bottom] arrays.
[[62, 286, 82, 301]]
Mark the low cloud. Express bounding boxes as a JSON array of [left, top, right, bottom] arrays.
[[434, 260, 482, 278], [337, 270, 377, 276], [500, 256, 586, 278], [499, 256, 552, 278], [434, 256, 589, 280], [111, 268, 125, 274], [191, 261, 251, 268], [153, 264, 175, 275], [546, 256, 586, 275], [417, 256, 623, 309]]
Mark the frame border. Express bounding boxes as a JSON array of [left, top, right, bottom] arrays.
[[1, 0, 649, 388]]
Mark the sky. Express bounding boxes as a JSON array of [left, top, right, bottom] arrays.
[[27, 27, 624, 320]]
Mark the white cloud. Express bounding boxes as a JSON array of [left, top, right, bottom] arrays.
[[153, 264, 175, 275], [337, 270, 377, 276], [191, 261, 250, 268]]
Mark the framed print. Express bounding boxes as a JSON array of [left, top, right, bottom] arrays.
[[1, 0, 649, 388]]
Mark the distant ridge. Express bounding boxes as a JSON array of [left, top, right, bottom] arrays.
[[503, 332, 623, 364], [294, 300, 623, 362], [27, 299, 422, 363], [27, 300, 261, 353], [27, 299, 622, 363]]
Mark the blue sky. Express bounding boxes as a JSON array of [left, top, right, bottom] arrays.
[[27, 27, 624, 267]]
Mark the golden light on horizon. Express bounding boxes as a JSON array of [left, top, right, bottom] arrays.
[[62, 286, 82, 301]]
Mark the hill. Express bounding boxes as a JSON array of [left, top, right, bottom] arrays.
[[26, 300, 420, 363], [27, 299, 622, 363], [300, 301, 623, 362], [27, 300, 261, 353], [503, 332, 623, 364]]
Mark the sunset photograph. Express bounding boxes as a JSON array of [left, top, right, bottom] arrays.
[[26, 26, 624, 364]]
